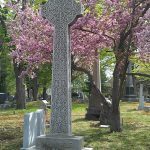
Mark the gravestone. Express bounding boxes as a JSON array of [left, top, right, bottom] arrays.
[[21, 109, 45, 150], [41, 100, 51, 110], [36, 109, 45, 136], [0, 93, 7, 104], [0, 93, 10, 109], [138, 84, 145, 110], [123, 62, 137, 101], [36, 0, 92, 150]]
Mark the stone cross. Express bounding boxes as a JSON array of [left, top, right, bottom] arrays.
[[41, 0, 83, 136]]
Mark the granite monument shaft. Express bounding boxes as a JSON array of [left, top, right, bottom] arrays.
[[42, 0, 82, 135]]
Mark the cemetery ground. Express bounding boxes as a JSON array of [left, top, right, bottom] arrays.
[[0, 102, 150, 150]]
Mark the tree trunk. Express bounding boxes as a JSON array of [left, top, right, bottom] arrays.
[[32, 76, 38, 101], [110, 62, 122, 131], [14, 61, 26, 109], [42, 87, 47, 100], [110, 110, 121, 132], [110, 57, 129, 132], [0, 70, 7, 93], [26, 87, 32, 101]]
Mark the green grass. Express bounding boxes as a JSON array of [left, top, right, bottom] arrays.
[[0, 101, 150, 150]]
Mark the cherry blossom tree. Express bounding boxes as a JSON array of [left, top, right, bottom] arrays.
[[94, 0, 149, 131], [135, 8, 150, 62]]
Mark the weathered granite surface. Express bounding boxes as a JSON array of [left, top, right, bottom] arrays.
[[41, 0, 83, 136], [34, 1, 92, 150]]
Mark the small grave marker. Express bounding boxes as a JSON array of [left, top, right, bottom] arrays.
[[21, 109, 45, 150], [138, 84, 144, 110]]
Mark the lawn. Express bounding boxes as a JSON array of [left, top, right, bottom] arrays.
[[0, 101, 150, 150]]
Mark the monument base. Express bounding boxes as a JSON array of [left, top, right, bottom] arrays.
[[36, 135, 93, 150]]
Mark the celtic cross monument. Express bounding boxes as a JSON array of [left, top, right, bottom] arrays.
[[41, 0, 83, 136], [36, 0, 92, 149]]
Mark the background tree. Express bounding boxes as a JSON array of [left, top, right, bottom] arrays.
[[38, 63, 52, 100], [0, 5, 8, 93], [100, 0, 149, 132], [100, 49, 115, 96]]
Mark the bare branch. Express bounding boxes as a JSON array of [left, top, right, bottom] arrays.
[[126, 73, 150, 78]]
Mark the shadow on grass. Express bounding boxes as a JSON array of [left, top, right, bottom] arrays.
[[123, 123, 139, 130], [74, 125, 111, 143], [126, 108, 138, 112], [74, 121, 150, 149], [72, 117, 87, 123]]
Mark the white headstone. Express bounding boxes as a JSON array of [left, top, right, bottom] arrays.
[[21, 112, 37, 150], [36, 109, 45, 136], [21, 110, 45, 150]]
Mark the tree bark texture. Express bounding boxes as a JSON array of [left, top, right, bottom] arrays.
[[14, 61, 26, 109], [110, 58, 128, 132]]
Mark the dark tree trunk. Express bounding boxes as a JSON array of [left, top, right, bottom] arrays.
[[26, 87, 32, 101], [0, 70, 7, 93], [14, 61, 26, 109], [42, 87, 47, 100], [32, 76, 38, 101], [110, 59, 128, 132], [110, 65, 122, 132]]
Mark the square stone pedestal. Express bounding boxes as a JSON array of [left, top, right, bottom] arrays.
[[36, 135, 93, 150]]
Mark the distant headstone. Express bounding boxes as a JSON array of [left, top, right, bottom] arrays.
[[144, 106, 150, 111], [46, 88, 51, 96], [0, 93, 11, 109], [41, 100, 51, 110], [0, 93, 7, 104], [138, 84, 145, 110], [36, 0, 92, 150], [123, 62, 137, 101]]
